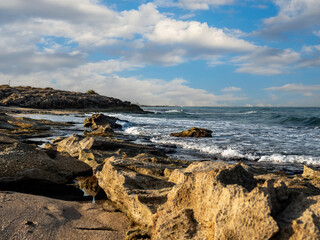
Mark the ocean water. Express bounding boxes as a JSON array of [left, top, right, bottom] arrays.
[[17, 107, 320, 168], [107, 107, 320, 166]]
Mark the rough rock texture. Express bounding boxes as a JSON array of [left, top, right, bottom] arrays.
[[0, 112, 72, 139], [0, 191, 129, 240], [170, 127, 212, 138], [53, 125, 320, 239], [302, 165, 320, 179], [3, 111, 320, 240], [54, 134, 189, 233], [153, 161, 278, 240], [0, 85, 144, 112]]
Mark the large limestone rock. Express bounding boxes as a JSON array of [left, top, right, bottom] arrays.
[[276, 194, 320, 240], [52, 131, 320, 239], [153, 161, 279, 240], [170, 127, 212, 138]]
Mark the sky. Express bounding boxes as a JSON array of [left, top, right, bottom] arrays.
[[0, 0, 320, 106]]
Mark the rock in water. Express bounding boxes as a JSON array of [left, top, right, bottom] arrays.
[[84, 113, 122, 129], [170, 127, 212, 138]]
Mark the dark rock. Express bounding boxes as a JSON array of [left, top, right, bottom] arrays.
[[170, 127, 212, 138], [0, 85, 144, 112], [84, 113, 121, 129]]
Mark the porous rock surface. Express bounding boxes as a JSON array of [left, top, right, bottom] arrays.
[[53, 126, 320, 239], [0, 85, 144, 112]]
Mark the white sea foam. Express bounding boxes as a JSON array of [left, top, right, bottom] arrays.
[[124, 127, 142, 135], [258, 154, 320, 165], [244, 111, 257, 114], [165, 109, 182, 113]]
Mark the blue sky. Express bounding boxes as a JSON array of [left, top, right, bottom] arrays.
[[0, 0, 320, 106]]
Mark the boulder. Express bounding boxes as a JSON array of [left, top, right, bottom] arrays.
[[84, 113, 122, 129], [170, 127, 212, 138], [0, 135, 92, 196], [153, 161, 279, 240]]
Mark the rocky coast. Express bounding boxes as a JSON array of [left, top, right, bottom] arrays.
[[1, 88, 320, 239]]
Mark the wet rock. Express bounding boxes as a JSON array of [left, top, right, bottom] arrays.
[[84, 113, 122, 129], [0, 113, 71, 139], [170, 127, 212, 138]]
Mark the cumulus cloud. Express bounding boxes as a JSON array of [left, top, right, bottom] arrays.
[[265, 83, 320, 96], [260, 0, 320, 36], [232, 47, 301, 75], [146, 19, 255, 52]]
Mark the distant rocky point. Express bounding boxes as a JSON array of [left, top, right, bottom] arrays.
[[0, 85, 144, 112]]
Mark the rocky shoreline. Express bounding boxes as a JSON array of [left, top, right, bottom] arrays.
[[0, 85, 144, 113], [1, 109, 320, 239]]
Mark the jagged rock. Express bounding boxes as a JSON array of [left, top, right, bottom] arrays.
[[275, 194, 320, 240], [153, 161, 279, 240], [302, 165, 320, 179], [170, 127, 212, 138], [84, 125, 114, 136], [84, 113, 122, 129], [0, 85, 144, 112]]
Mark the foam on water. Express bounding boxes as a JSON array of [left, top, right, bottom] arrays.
[[107, 107, 320, 165], [18, 107, 320, 166]]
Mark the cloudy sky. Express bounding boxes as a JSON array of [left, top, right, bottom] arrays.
[[0, 0, 320, 106]]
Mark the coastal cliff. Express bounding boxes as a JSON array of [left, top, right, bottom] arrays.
[[0, 85, 144, 113]]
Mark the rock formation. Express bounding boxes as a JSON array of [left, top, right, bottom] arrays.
[[2, 111, 320, 239], [52, 117, 320, 239], [171, 127, 212, 138], [0, 85, 144, 112]]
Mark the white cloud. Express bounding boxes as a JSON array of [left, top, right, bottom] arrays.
[[265, 83, 320, 96], [0, 61, 246, 106], [146, 19, 256, 52], [221, 86, 241, 92], [233, 47, 301, 75], [155, 0, 234, 10], [260, 0, 320, 36]]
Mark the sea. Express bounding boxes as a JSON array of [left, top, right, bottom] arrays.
[[19, 107, 320, 173]]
